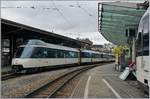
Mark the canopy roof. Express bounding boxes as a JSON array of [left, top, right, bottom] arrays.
[[98, 2, 146, 45]]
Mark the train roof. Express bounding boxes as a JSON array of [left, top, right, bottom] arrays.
[[138, 7, 149, 34], [103, 52, 114, 55], [81, 49, 101, 54], [20, 39, 79, 52]]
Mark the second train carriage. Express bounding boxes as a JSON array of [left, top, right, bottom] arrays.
[[102, 53, 115, 62], [81, 50, 103, 63]]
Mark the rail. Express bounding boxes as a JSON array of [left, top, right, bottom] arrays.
[[1, 73, 19, 81], [24, 65, 95, 98]]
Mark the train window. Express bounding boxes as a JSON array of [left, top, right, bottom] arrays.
[[46, 48, 57, 58], [64, 51, 70, 58], [82, 52, 91, 58], [91, 53, 94, 58], [143, 33, 149, 55], [57, 49, 65, 58], [15, 47, 24, 58], [74, 52, 78, 58], [96, 54, 100, 58], [69, 51, 77, 58], [31, 47, 46, 58], [15, 47, 37, 58], [81, 52, 84, 58], [93, 54, 95, 58], [103, 54, 109, 59], [92, 54, 97, 58], [103, 54, 106, 58], [64, 51, 78, 58], [136, 33, 149, 56], [15, 47, 47, 58], [99, 54, 101, 58], [74, 52, 79, 58], [136, 33, 142, 56], [91, 53, 101, 58], [101, 54, 103, 58]]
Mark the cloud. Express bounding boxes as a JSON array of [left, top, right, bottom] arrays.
[[1, 1, 109, 44]]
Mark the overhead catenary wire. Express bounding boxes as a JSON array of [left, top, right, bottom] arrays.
[[2, 2, 96, 38], [1, 6, 61, 10], [76, 1, 93, 17], [75, 1, 97, 42], [2, 2, 95, 18], [51, 0, 72, 26], [1, 3, 93, 8]]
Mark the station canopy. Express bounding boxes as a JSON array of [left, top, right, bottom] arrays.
[[98, 2, 146, 45]]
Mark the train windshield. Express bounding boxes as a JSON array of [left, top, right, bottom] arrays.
[[15, 47, 47, 58]]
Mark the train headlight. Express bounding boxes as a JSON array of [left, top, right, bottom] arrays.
[[15, 60, 18, 64]]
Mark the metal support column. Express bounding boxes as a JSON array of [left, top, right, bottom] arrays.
[[9, 36, 16, 65], [132, 37, 136, 62]]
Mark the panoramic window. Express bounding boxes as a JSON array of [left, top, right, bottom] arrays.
[[57, 49, 65, 58], [15, 47, 47, 58], [82, 52, 91, 58], [47, 48, 57, 58], [31, 47, 46, 58]]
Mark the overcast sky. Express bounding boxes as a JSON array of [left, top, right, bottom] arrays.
[[1, 0, 145, 45]]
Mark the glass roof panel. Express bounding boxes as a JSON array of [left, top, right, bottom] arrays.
[[101, 29, 124, 33], [102, 12, 141, 22], [101, 18, 139, 25], [101, 31, 127, 44], [101, 26, 125, 31], [102, 4, 145, 17], [101, 22, 124, 27], [98, 3, 146, 45]]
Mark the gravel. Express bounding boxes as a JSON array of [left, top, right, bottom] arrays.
[[53, 70, 88, 98], [2, 68, 72, 98], [1, 65, 92, 98]]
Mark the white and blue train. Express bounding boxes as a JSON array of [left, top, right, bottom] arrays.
[[12, 39, 115, 72]]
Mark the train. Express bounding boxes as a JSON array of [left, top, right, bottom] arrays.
[[136, 7, 149, 96], [12, 39, 115, 73]]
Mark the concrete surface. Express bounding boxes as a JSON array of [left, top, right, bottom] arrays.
[[71, 63, 145, 98]]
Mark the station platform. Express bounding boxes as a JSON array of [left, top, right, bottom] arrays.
[[71, 63, 145, 98]]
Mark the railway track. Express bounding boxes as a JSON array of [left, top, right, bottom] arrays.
[[1, 73, 19, 81], [1, 63, 108, 81], [24, 66, 95, 98]]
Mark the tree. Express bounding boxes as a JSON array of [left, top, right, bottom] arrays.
[[112, 45, 128, 57]]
